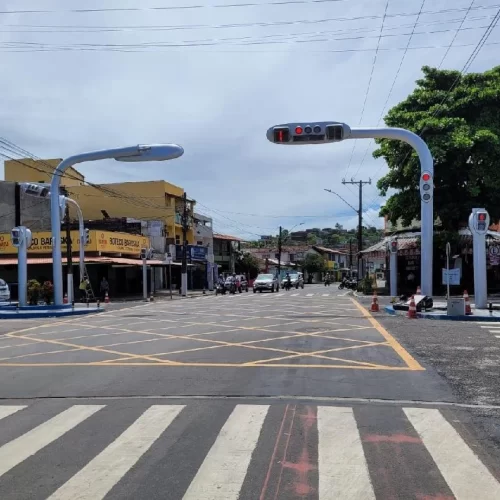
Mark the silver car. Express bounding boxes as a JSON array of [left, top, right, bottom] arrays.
[[253, 273, 279, 293], [0, 279, 10, 302]]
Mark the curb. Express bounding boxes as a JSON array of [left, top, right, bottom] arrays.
[[0, 308, 104, 319], [384, 305, 500, 322]]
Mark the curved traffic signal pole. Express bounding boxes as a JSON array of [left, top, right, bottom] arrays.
[[267, 123, 434, 296]]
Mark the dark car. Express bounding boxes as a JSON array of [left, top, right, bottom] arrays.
[[287, 272, 304, 289], [253, 273, 279, 293]]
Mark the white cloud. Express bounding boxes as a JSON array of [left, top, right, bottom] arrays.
[[1, 0, 499, 238]]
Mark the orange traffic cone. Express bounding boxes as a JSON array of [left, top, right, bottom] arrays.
[[105, 291, 110, 304], [416, 286, 421, 295], [63, 293, 68, 304], [407, 295, 417, 319], [463, 290, 472, 315], [370, 290, 379, 312]]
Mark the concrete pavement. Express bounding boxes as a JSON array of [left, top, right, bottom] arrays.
[[0, 284, 499, 498]]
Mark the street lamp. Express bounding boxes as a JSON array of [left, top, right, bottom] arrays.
[[20, 183, 87, 303], [267, 122, 434, 296], [50, 144, 184, 305]]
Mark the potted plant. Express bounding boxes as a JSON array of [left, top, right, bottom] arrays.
[[27, 279, 41, 305], [42, 281, 54, 305]]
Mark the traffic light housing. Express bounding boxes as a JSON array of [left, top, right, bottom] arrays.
[[267, 122, 349, 145], [140, 248, 148, 260], [419, 171, 433, 203], [390, 240, 398, 254], [84, 228, 90, 245], [476, 210, 489, 232]]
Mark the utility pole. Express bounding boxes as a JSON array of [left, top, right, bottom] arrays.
[[341, 178, 371, 277], [277, 226, 282, 286], [349, 238, 353, 270], [181, 192, 189, 297], [14, 183, 21, 227], [61, 187, 74, 304]]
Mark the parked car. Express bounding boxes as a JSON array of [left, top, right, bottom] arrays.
[[288, 272, 304, 289], [0, 279, 11, 302], [253, 273, 279, 293]]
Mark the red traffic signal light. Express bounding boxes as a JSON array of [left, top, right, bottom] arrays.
[[273, 127, 290, 143], [295, 126, 303, 135], [421, 173, 431, 182], [478, 213, 487, 221]]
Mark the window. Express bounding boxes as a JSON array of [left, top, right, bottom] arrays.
[[275, 253, 279, 259], [175, 235, 180, 245], [289, 254, 295, 262], [197, 241, 203, 246]]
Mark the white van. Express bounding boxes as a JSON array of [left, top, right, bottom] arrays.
[[0, 279, 11, 301]]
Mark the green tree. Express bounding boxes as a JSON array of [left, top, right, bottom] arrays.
[[236, 252, 261, 279], [375, 65, 500, 231], [301, 252, 326, 275]]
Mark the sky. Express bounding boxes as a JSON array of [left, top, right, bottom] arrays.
[[1, 0, 499, 240]]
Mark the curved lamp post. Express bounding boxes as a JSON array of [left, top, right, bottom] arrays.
[[50, 144, 184, 305]]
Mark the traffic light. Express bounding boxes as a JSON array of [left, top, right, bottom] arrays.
[[419, 171, 433, 202], [390, 240, 398, 254], [325, 124, 343, 141], [140, 248, 148, 260], [273, 127, 290, 144], [84, 228, 90, 245], [476, 211, 489, 232], [267, 122, 349, 145], [20, 183, 50, 198]]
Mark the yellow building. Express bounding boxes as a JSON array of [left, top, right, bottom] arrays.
[[3, 158, 195, 245], [4, 158, 84, 187]]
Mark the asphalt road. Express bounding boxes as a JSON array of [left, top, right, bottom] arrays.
[[0, 284, 499, 499]]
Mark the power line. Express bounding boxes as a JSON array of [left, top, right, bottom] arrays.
[[3, 23, 496, 52], [360, 5, 500, 219], [0, 0, 350, 15], [343, 0, 389, 179], [349, 0, 426, 181]]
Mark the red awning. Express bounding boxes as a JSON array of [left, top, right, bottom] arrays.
[[0, 256, 181, 266]]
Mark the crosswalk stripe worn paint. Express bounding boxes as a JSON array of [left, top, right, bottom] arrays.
[[0, 405, 104, 478], [48, 405, 184, 500], [404, 408, 500, 500], [0, 406, 26, 421], [317, 406, 375, 499], [182, 404, 269, 500], [0, 402, 499, 498]]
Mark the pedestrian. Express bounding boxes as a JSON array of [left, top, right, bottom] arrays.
[[79, 276, 89, 302], [100, 277, 109, 301]]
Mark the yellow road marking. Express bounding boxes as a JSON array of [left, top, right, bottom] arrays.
[[351, 298, 424, 371], [246, 341, 390, 367], [0, 362, 414, 370], [6, 332, 180, 365]]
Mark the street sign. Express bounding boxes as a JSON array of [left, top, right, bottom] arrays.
[[489, 245, 499, 256], [266, 122, 350, 145], [442, 268, 460, 286]]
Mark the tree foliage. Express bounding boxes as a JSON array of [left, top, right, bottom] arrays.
[[236, 251, 261, 279], [375, 65, 500, 231], [301, 253, 326, 274]]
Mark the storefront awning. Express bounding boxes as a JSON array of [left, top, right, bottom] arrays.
[[0, 256, 182, 266]]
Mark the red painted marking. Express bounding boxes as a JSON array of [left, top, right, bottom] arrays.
[[273, 406, 297, 500], [363, 433, 422, 444], [259, 405, 290, 500]]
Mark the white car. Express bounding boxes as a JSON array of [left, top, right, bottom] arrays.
[[0, 279, 10, 302]]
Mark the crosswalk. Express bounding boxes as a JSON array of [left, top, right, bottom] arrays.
[[479, 323, 500, 338], [0, 401, 499, 499]]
